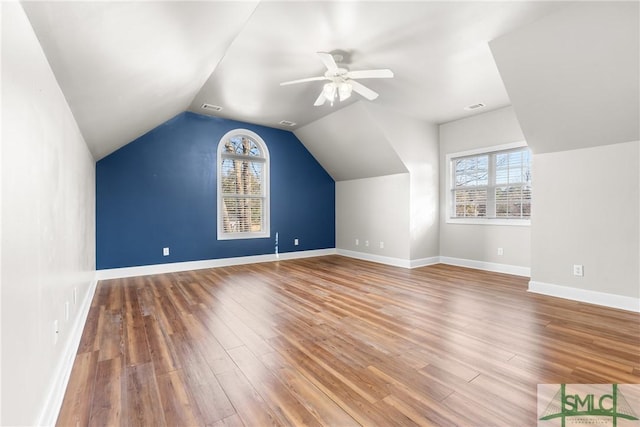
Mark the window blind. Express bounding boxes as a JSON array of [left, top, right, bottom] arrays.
[[452, 147, 531, 219]]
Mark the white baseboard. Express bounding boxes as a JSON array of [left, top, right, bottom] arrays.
[[439, 256, 531, 277], [528, 281, 640, 313], [409, 256, 441, 268], [96, 248, 337, 280], [37, 275, 98, 427], [336, 249, 412, 268], [335, 250, 440, 269], [335, 250, 527, 274], [98, 248, 530, 281]]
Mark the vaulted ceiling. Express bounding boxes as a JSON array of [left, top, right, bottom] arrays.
[[23, 1, 566, 160], [22, 1, 639, 170]]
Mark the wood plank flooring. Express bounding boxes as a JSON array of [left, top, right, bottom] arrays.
[[57, 255, 640, 426]]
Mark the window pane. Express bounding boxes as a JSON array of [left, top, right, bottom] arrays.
[[248, 162, 263, 196], [496, 149, 531, 185], [222, 197, 263, 232], [220, 158, 237, 194], [454, 188, 487, 217], [495, 185, 531, 218], [220, 159, 263, 196], [249, 198, 263, 231], [223, 135, 262, 157], [455, 155, 488, 187]]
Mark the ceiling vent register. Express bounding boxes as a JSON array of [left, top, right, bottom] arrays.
[[201, 103, 223, 112]]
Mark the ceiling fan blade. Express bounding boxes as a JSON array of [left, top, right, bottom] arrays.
[[350, 80, 379, 101], [347, 69, 394, 79], [317, 52, 338, 72], [280, 76, 327, 86], [313, 90, 326, 106]]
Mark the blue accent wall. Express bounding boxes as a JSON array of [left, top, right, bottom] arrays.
[[96, 112, 335, 269]]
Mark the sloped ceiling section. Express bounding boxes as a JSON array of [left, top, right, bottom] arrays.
[[294, 102, 407, 181], [22, 1, 568, 161], [490, 1, 639, 154], [23, 1, 259, 159]]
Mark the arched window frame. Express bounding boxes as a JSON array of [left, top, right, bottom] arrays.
[[217, 129, 270, 240]]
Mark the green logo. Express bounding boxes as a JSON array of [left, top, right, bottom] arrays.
[[538, 384, 639, 427]]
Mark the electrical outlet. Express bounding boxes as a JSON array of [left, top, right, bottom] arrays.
[[163, 247, 170, 256], [294, 238, 299, 246], [380, 241, 384, 249], [365, 240, 369, 247], [355, 239, 359, 246], [573, 264, 584, 277], [497, 248, 504, 256]]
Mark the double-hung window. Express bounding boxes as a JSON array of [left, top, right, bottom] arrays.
[[447, 142, 531, 225], [217, 129, 270, 240]]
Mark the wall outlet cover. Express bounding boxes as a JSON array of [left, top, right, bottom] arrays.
[[573, 264, 584, 277]]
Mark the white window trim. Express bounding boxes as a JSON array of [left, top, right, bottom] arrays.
[[217, 129, 270, 240], [445, 141, 531, 226]]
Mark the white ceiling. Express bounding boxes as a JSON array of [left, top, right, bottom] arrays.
[[23, 1, 260, 160], [22, 1, 570, 160]]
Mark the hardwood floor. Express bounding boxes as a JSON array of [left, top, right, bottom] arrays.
[[57, 255, 640, 426]]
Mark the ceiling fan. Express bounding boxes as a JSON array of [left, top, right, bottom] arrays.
[[280, 52, 394, 106]]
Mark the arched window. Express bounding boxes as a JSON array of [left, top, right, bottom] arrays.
[[217, 129, 270, 240]]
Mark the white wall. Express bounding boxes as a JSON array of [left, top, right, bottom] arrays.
[[336, 174, 411, 262], [333, 104, 440, 266], [439, 106, 531, 272], [1, 3, 96, 425], [366, 105, 440, 261], [531, 141, 639, 300]]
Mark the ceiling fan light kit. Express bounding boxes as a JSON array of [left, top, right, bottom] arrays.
[[320, 81, 352, 106], [338, 82, 352, 101], [322, 83, 337, 105], [281, 52, 393, 107]]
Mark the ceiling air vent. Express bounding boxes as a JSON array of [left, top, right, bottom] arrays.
[[464, 103, 486, 111], [201, 103, 222, 112], [279, 120, 297, 127]]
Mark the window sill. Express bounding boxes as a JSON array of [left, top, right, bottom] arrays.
[[218, 231, 271, 240], [446, 218, 530, 226]]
